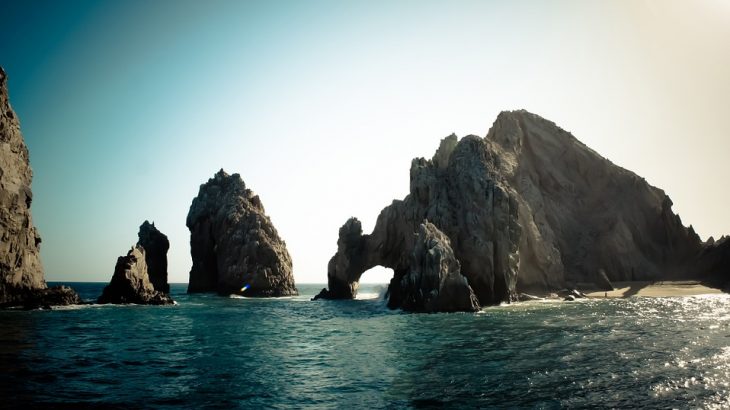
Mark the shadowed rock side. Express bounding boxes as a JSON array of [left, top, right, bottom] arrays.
[[137, 220, 170, 293], [187, 170, 297, 297], [317, 110, 725, 309], [0, 67, 80, 308], [696, 236, 730, 290], [98, 246, 174, 305], [390, 222, 479, 312]]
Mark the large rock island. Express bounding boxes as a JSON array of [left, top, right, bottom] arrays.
[[98, 222, 174, 305], [187, 170, 297, 297], [316, 110, 728, 311], [0, 67, 80, 308]]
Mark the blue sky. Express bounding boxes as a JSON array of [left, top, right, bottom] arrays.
[[2, 0, 729, 283]]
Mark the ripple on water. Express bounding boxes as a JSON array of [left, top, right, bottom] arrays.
[[2, 283, 730, 408]]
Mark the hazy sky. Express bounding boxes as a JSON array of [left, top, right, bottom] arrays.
[[1, 0, 728, 284]]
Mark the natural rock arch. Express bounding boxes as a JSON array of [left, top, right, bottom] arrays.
[[315, 110, 728, 310], [315, 134, 519, 308]]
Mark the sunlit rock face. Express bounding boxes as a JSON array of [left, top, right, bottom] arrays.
[[317, 110, 722, 310], [187, 170, 297, 297], [485, 110, 704, 290], [0, 67, 80, 308]]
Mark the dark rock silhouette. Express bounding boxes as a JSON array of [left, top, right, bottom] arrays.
[[98, 245, 174, 305], [187, 170, 297, 297], [0, 66, 80, 308], [696, 236, 730, 290], [137, 220, 170, 293], [20, 286, 82, 310], [316, 110, 726, 310]]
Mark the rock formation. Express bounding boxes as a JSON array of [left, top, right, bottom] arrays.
[[0, 66, 80, 308], [316, 110, 727, 310], [137, 220, 170, 293], [696, 236, 730, 290], [98, 245, 174, 305], [315, 133, 521, 308], [98, 222, 173, 305], [187, 170, 297, 297], [390, 222, 479, 312]]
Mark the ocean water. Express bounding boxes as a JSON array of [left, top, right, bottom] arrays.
[[1, 283, 729, 409]]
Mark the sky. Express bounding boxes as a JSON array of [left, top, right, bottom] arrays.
[[1, 0, 728, 284]]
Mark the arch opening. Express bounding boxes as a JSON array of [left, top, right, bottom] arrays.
[[354, 266, 393, 300]]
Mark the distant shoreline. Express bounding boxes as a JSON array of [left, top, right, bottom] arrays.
[[583, 281, 724, 299]]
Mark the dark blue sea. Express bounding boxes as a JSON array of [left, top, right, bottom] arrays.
[[1, 282, 729, 409]]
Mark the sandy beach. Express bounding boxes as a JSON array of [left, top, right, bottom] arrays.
[[584, 281, 724, 299]]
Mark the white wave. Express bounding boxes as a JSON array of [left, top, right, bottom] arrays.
[[49, 300, 180, 310], [355, 292, 381, 300], [228, 294, 295, 300]]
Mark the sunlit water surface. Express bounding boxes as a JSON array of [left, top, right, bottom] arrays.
[[1, 283, 729, 409]]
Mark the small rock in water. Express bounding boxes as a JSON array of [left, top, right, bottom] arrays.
[[98, 245, 174, 305]]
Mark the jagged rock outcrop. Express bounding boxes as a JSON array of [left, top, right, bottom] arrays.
[[137, 220, 169, 293], [98, 245, 174, 305], [316, 133, 521, 307], [391, 222, 479, 312], [0, 66, 80, 308], [187, 170, 297, 297], [317, 109, 726, 309]]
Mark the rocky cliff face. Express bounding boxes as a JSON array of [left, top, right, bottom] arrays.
[[98, 245, 174, 305], [137, 220, 169, 293], [485, 111, 703, 291], [389, 222, 480, 312], [187, 170, 297, 296], [317, 110, 722, 309], [0, 67, 80, 308]]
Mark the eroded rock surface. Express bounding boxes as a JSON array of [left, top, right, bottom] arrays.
[[0, 67, 80, 308], [317, 110, 725, 309], [98, 245, 174, 305], [137, 220, 170, 293], [392, 222, 479, 312], [485, 111, 702, 291], [187, 170, 297, 297]]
